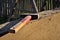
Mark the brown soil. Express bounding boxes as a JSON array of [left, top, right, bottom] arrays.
[[0, 10, 60, 40]]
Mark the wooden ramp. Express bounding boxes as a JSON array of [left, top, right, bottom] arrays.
[[0, 10, 60, 37], [0, 10, 60, 40], [0, 19, 21, 36], [0, 16, 31, 36]]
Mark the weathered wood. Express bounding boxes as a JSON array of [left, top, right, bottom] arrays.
[[32, 0, 38, 12], [30, 0, 38, 13]]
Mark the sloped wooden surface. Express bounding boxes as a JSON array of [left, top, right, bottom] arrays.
[[0, 10, 60, 40], [0, 19, 21, 35]]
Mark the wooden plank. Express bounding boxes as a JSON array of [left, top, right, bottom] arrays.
[[32, 0, 38, 12], [10, 16, 32, 33], [0, 18, 21, 35], [30, 0, 38, 13], [20, 13, 40, 20]]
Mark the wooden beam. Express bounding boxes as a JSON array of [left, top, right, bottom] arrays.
[[30, 0, 38, 13], [32, 0, 38, 12], [9, 16, 31, 33]]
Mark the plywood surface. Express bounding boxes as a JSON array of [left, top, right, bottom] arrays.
[[0, 10, 60, 40]]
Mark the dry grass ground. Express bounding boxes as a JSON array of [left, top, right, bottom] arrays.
[[0, 10, 60, 40]]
